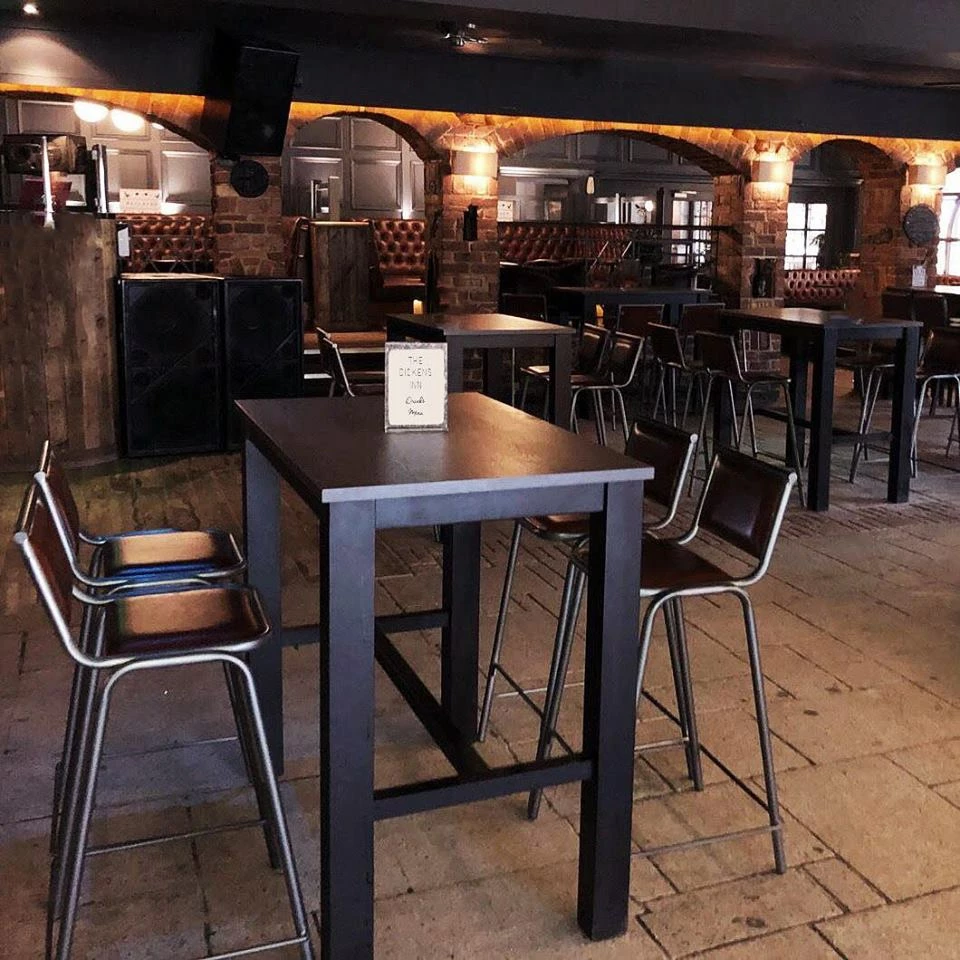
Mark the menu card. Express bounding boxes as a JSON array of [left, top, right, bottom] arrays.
[[384, 342, 448, 432]]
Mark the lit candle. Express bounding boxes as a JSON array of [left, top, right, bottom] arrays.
[[413, 299, 424, 315], [595, 303, 604, 324]]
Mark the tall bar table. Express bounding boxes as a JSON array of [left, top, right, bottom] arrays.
[[551, 285, 713, 327], [386, 312, 574, 425], [719, 307, 922, 511], [239, 393, 652, 959]]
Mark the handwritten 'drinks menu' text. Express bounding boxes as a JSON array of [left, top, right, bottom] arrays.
[[384, 342, 448, 432]]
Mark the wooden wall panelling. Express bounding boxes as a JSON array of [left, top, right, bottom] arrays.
[[309, 221, 370, 332]]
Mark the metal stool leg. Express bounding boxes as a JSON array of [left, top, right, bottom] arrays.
[[653, 365, 667, 422], [519, 375, 531, 412], [527, 566, 586, 821], [614, 388, 629, 443], [668, 598, 703, 790], [478, 522, 524, 740], [591, 391, 607, 445], [736, 590, 786, 874], [690, 374, 715, 495], [782, 385, 805, 506]]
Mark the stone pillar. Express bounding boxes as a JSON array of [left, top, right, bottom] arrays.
[[713, 173, 789, 371], [424, 153, 499, 315], [211, 156, 287, 277]]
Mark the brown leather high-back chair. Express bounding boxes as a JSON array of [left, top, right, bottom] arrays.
[[501, 292, 548, 321], [695, 331, 743, 380], [624, 417, 698, 530], [577, 323, 610, 373], [647, 322, 686, 369], [881, 290, 914, 321], [617, 303, 666, 338], [912, 293, 950, 337]]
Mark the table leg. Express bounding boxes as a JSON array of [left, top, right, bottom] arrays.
[[320, 500, 377, 960], [578, 480, 644, 940], [549, 333, 574, 427], [807, 331, 838, 511], [448, 344, 464, 393], [889, 325, 921, 503], [243, 440, 284, 774], [787, 337, 809, 467], [441, 521, 481, 746]]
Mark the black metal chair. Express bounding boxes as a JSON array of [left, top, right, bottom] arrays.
[[527, 447, 796, 878], [691, 331, 805, 505], [317, 329, 385, 397], [500, 292, 548, 321], [648, 322, 708, 428], [15, 484, 314, 960], [478, 418, 698, 743]]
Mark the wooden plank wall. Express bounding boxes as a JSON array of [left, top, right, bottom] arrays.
[[0, 213, 118, 471], [310, 221, 370, 332]]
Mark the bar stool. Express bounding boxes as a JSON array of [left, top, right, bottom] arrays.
[[15, 485, 314, 960], [649, 322, 707, 427], [528, 448, 796, 876], [617, 304, 667, 410], [478, 418, 698, 743], [910, 328, 960, 474], [692, 331, 805, 506], [519, 322, 609, 429]]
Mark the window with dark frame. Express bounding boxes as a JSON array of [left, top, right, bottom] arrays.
[[785, 201, 828, 270]]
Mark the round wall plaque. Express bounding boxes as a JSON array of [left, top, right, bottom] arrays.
[[902, 204, 939, 246], [230, 159, 270, 198]]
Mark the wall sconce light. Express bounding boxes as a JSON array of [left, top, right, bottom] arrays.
[[109, 108, 145, 133], [907, 163, 947, 188], [585, 175, 596, 196], [750, 157, 794, 185], [452, 148, 498, 180], [73, 100, 109, 123]]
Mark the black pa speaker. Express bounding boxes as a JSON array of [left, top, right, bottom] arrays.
[[202, 32, 299, 159], [118, 277, 224, 456], [222, 277, 303, 448], [1, 134, 88, 175]]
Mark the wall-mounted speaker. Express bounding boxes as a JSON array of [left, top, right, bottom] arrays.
[[202, 32, 299, 159], [222, 277, 303, 448], [118, 277, 223, 456], [1, 134, 88, 175]]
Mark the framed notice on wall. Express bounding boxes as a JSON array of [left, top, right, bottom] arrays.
[[384, 342, 448, 432]]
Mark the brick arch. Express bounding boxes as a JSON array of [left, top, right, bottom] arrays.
[[0, 85, 211, 148], [287, 104, 447, 162], [789, 135, 905, 175], [490, 119, 747, 176]]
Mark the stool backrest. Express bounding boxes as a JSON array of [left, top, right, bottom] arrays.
[[625, 417, 697, 529], [501, 292, 548, 322], [695, 331, 743, 379], [912, 293, 949, 336], [605, 332, 645, 386], [14, 481, 75, 633], [881, 290, 914, 321], [37, 441, 81, 552], [678, 302, 724, 338], [316, 331, 355, 397], [578, 323, 609, 373], [617, 303, 666, 338], [920, 328, 960, 375], [694, 447, 796, 577], [647, 322, 685, 367]]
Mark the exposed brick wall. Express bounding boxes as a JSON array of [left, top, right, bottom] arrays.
[[211, 157, 286, 277]]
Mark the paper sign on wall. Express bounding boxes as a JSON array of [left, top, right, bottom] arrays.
[[384, 342, 448, 432]]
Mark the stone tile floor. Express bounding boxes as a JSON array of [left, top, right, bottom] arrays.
[[3, 385, 960, 958]]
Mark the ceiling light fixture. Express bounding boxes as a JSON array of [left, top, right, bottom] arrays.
[[22, 2, 39, 15], [110, 108, 144, 133], [73, 100, 109, 123]]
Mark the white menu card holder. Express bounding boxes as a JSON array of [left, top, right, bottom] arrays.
[[384, 342, 448, 432]]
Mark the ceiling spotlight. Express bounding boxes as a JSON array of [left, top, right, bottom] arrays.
[[22, 2, 40, 15], [151, 121, 165, 130], [110, 108, 144, 133], [73, 100, 108, 123]]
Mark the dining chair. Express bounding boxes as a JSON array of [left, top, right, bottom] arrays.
[[527, 447, 796, 878], [15, 484, 314, 960], [317, 329, 385, 397], [691, 331, 805, 505], [648, 322, 708, 428], [478, 418, 698, 746]]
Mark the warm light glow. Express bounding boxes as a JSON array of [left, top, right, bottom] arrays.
[[22, 2, 39, 15], [595, 304, 604, 321], [412, 299, 424, 315], [452, 148, 498, 179], [73, 99, 108, 123], [585, 175, 595, 196], [151, 121, 165, 130], [110, 108, 144, 133], [907, 163, 947, 188], [750, 157, 794, 185]]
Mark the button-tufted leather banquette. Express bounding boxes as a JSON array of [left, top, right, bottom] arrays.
[[122, 215, 216, 272], [369, 218, 426, 283], [783, 269, 859, 308], [498, 222, 635, 265]]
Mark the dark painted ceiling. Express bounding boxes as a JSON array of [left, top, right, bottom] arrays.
[[6, 0, 960, 91]]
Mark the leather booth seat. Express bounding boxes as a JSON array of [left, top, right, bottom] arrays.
[[783, 268, 859, 308], [369, 218, 426, 284], [122, 214, 215, 272]]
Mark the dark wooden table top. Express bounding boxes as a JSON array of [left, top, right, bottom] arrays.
[[387, 313, 574, 338], [722, 307, 922, 337], [238, 393, 652, 506]]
